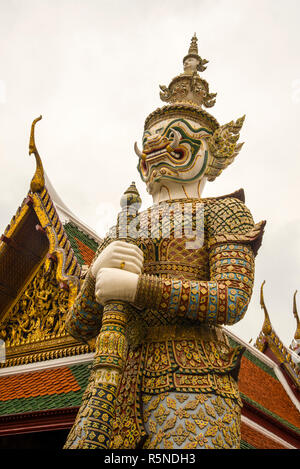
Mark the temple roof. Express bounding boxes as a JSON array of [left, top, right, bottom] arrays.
[[254, 282, 300, 394], [0, 117, 101, 367], [0, 362, 90, 416], [227, 329, 300, 447]]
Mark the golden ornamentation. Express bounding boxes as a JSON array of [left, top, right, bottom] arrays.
[[260, 281, 272, 336], [206, 116, 245, 181], [0, 262, 70, 346], [142, 392, 241, 449], [255, 283, 300, 387], [183, 33, 209, 72], [159, 34, 216, 109], [0, 141, 89, 366], [31, 189, 81, 309], [29, 116, 45, 193], [293, 290, 300, 341], [144, 103, 219, 134]]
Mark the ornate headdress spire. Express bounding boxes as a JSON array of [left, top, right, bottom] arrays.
[[158, 34, 216, 109], [189, 33, 198, 54], [183, 33, 209, 73], [142, 34, 245, 182]]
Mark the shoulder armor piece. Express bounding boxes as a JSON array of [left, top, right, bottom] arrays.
[[203, 188, 245, 203], [208, 220, 266, 257], [205, 196, 255, 236], [213, 188, 245, 203], [204, 195, 266, 256]]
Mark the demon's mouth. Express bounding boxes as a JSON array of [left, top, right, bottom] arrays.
[[134, 129, 182, 161], [135, 129, 189, 179], [140, 146, 186, 173]]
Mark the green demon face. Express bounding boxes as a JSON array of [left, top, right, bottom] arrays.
[[135, 117, 212, 194]]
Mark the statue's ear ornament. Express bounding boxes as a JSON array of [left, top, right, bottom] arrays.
[[205, 116, 245, 181]]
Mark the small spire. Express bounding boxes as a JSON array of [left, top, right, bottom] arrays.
[[118, 182, 142, 239], [29, 115, 45, 192], [183, 33, 209, 73], [120, 182, 141, 208], [188, 33, 198, 55], [293, 290, 300, 340], [159, 33, 214, 109], [260, 281, 272, 336]]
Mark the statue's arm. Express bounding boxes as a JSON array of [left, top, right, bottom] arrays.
[[135, 233, 258, 325], [65, 237, 144, 342], [65, 239, 111, 343], [65, 271, 103, 343], [134, 199, 265, 326]]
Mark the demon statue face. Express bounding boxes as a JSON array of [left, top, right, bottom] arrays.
[[135, 116, 211, 196]]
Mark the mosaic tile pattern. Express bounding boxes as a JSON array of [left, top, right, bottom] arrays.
[[0, 363, 91, 416], [142, 391, 241, 449], [63, 222, 99, 266]]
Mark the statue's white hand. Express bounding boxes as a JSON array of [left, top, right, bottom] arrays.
[[91, 240, 144, 278], [95, 267, 139, 305]]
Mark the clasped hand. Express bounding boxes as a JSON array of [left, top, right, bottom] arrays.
[[91, 240, 144, 305]]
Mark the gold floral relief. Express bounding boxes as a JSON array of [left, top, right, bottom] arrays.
[[142, 391, 241, 449], [0, 261, 69, 347]]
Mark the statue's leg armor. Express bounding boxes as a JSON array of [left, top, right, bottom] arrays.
[[64, 371, 96, 449], [142, 392, 241, 449]]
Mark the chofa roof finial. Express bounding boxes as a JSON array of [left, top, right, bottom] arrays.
[[260, 281, 272, 336], [293, 290, 300, 340], [29, 115, 45, 193]]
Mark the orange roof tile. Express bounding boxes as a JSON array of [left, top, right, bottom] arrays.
[[0, 367, 80, 401], [75, 237, 96, 266], [239, 356, 300, 429]]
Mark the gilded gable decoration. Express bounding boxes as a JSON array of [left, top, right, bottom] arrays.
[[0, 118, 100, 367]]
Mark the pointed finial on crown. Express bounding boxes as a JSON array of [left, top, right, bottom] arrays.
[[189, 33, 198, 54], [159, 33, 215, 109], [183, 33, 209, 73]]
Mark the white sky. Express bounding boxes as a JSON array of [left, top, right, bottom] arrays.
[[0, 0, 299, 349]]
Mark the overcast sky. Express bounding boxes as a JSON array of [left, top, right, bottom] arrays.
[[0, 0, 299, 349]]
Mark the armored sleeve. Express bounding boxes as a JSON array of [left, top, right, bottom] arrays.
[[65, 238, 110, 343], [134, 197, 265, 326]]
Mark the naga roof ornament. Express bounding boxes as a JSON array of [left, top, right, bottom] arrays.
[[29, 115, 45, 193], [260, 280, 273, 336], [290, 290, 300, 354], [292, 290, 300, 341], [255, 283, 300, 388]]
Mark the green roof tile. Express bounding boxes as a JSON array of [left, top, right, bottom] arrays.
[[0, 362, 92, 417]]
